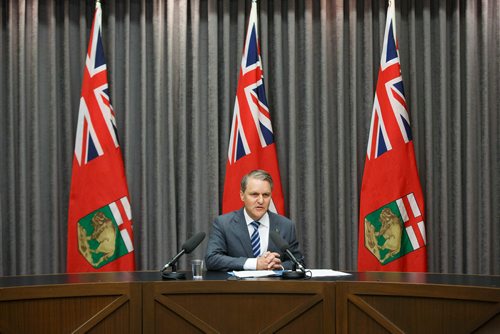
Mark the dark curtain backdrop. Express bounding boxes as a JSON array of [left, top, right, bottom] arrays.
[[0, 0, 498, 276]]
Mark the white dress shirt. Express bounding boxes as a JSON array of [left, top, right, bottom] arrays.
[[242, 209, 269, 270]]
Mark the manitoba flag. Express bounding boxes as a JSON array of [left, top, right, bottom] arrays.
[[67, 2, 135, 272], [223, 1, 285, 214], [358, 1, 427, 272]]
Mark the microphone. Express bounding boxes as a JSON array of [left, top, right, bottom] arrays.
[[269, 231, 306, 279], [161, 232, 206, 280]]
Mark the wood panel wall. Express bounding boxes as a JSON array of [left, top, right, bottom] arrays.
[[1, 279, 499, 333]]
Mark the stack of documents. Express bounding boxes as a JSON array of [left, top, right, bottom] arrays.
[[228, 269, 351, 278]]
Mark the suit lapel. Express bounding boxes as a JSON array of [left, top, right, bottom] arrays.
[[232, 209, 254, 257], [268, 212, 281, 251]]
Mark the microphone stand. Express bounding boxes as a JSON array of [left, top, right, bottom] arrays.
[[161, 261, 186, 280], [269, 231, 306, 279], [282, 262, 305, 279], [160, 232, 206, 280]]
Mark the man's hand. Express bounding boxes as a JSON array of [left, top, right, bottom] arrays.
[[256, 251, 282, 270]]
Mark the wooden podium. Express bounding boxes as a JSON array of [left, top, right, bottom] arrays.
[[1, 271, 499, 333]]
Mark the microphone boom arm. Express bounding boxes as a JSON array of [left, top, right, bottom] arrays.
[[284, 248, 305, 272], [161, 249, 186, 272], [269, 231, 306, 279]]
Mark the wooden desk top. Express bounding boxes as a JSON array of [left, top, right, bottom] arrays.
[[1, 270, 499, 288]]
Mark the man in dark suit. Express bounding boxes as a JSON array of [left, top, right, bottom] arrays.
[[205, 170, 304, 271]]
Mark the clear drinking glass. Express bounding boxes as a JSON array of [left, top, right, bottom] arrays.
[[191, 259, 204, 279]]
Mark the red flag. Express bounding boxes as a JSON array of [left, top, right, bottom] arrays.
[[222, 1, 285, 214], [67, 2, 135, 272], [358, 2, 427, 272]]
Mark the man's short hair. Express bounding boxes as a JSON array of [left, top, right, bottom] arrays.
[[240, 169, 274, 192]]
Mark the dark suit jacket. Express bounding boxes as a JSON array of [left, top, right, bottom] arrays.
[[205, 208, 304, 271]]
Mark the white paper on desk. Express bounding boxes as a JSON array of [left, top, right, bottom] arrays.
[[309, 269, 351, 277], [229, 270, 282, 278]]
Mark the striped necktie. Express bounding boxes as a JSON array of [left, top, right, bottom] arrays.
[[250, 221, 261, 257]]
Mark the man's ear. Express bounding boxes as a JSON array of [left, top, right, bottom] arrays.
[[240, 190, 244, 201]]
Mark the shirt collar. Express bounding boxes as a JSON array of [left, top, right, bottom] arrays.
[[243, 208, 269, 228]]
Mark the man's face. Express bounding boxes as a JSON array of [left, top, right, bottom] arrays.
[[240, 177, 272, 221]]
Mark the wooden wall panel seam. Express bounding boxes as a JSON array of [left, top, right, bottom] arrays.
[[465, 301, 500, 333], [154, 294, 219, 333], [71, 294, 130, 334], [260, 294, 324, 333], [347, 293, 405, 334]]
